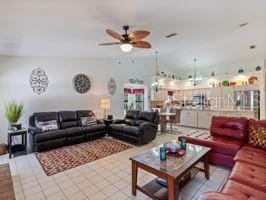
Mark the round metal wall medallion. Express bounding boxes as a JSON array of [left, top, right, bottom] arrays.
[[72, 74, 91, 93]]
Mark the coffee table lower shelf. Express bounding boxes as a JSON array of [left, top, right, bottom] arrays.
[[137, 168, 200, 200]]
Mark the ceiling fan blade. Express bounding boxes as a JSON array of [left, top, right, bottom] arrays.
[[98, 42, 121, 46], [132, 41, 151, 49], [129, 30, 150, 40], [106, 29, 124, 40]]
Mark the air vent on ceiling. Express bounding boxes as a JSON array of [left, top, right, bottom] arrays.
[[239, 22, 248, 27], [166, 33, 178, 38], [249, 45, 256, 49]]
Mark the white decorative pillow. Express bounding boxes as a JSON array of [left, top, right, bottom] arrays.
[[36, 120, 58, 132], [81, 117, 97, 126]]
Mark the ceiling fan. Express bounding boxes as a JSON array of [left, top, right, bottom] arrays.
[[98, 25, 151, 52]]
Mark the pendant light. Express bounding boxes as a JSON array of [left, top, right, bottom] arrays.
[[189, 58, 202, 86], [151, 51, 159, 91]]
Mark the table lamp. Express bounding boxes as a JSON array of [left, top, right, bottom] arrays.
[[99, 98, 110, 119]]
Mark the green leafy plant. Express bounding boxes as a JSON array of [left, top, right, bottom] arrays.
[[4, 100, 23, 123]]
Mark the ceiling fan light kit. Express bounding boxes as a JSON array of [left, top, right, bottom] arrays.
[[99, 25, 151, 52], [120, 43, 133, 52]]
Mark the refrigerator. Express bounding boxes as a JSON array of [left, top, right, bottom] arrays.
[[234, 90, 260, 119]]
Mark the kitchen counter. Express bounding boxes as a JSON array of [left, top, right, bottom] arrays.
[[179, 108, 256, 129], [179, 108, 255, 113]]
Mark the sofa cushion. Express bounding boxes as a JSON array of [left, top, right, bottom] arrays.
[[122, 126, 140, 137], [59, 111, 78, 129], [125, 110, 139, 120], [229, 161, 266, 192], [210, 116, 248, 141], [179, 131, 243, 156], [35, 129, 67, 143], [211, 136, 243, 156], [125, 119, 137, 126], [85, 124, 106, 133], [241, 144, 266, 154], [137, 111, 156, 122], [234, 148, 266, 168], [34, 112, 59, 126], [222, 180, 266, 200], [109, 124, 125, 132], [66, 127, 86, 137]]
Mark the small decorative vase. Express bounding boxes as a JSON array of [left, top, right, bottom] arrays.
[[160, 147, 166, 161]]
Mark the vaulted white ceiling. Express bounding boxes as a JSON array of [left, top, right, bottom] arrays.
[[0, 0, 265, 71]]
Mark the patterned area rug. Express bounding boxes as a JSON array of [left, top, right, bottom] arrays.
[[36, 137, 132, 176]]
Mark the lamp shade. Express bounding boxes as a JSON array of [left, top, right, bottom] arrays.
[[99, 98, 110, 108]]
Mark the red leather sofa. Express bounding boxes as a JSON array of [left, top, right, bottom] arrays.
[[178, 116, 266, 200]]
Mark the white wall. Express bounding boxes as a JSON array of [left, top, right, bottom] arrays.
[[0, 55, 157, 143], [173, 59, 265, 79]]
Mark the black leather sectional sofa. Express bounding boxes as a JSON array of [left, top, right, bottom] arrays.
[[28, 110, 106, 152], [109, 110, 159, 145], [28, 109, 159, 152]]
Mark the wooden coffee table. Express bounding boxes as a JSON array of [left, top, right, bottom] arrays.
[[130, 143, 211, 200]]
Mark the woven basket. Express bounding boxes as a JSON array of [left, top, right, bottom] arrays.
[[0, 143, 7, 155]]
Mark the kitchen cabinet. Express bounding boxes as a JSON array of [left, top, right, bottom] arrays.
[[197, 111, 221, 129], [193, 89, 206, 96], [221, 87, 235, 110], [183, 90, 193, 100], [209, 87, 222, 109], [173, 90, 179, 101], [246, 85, 259, 91], [180, 110, 197, 127], [154, 90, 168, 101]]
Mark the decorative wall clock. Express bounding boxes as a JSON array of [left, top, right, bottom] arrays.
[[72, 74, 91, 93], [29, 68, 49, 95], [108, 78, 116, 95]]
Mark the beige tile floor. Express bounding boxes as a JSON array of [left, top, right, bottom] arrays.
[[0, 130, 230, 200]]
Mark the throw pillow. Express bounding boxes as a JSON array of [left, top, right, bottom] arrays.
[[248, 125, 266, 149], [81, 117, 97, 126], [36, 120, 58, 132]]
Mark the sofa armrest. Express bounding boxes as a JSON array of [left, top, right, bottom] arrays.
[[198, 192, 237, 200], [138, 122, 158, 144], [139, 122, 157, 130], [28, 126, 42, 136], [112, 119, 125, 124]]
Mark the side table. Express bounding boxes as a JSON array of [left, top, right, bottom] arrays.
[[103, 119, 113, 135], [7, 129, 27, 159]]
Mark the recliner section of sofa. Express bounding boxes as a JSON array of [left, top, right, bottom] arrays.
[[28, 110, 106, 152], [109, 110, 159, 145]]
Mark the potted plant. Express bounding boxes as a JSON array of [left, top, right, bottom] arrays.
[[4, 100, 23, 130]]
